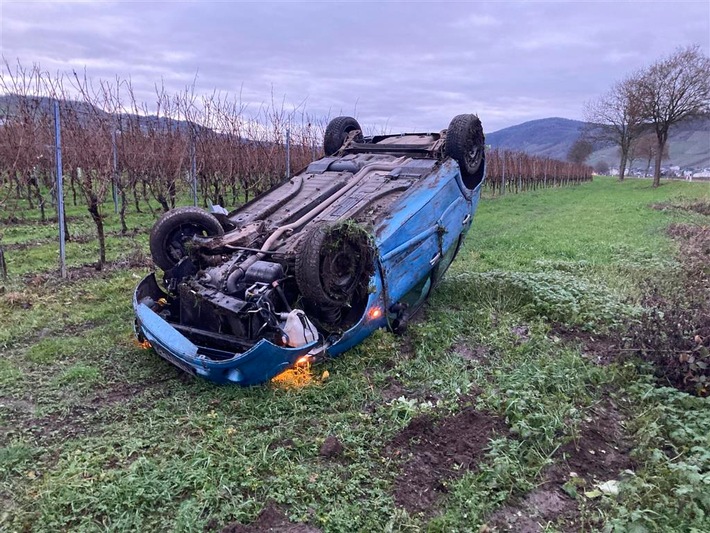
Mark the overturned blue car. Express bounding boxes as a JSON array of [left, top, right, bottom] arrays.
[[134, 114, 485, 385]]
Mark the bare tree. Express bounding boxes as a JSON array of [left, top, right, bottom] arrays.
[[594, 160, 611, 175], [624, 143, 638, 174], [636, 45, 710, 187], [584, 76, 644, 181], [63, 70, 115, 268], [0, 61, 54, 222], [634, 133, 669, 177], [567, 138, 594, 165]]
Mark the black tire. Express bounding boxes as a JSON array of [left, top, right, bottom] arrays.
[[149, 206, 224, 271], [295, 222, 374, 307], [323, 116, 364, 156], [445, 114, 486, 190]]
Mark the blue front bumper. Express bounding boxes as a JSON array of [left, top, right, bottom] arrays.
[[133, 273, 388, 385], [133, 274, 318, 385]]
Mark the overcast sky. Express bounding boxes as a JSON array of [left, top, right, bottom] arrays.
[[1, 0, 708, 133]]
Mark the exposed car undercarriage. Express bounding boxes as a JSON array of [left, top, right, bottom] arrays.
[[147, 150, 447, 352]]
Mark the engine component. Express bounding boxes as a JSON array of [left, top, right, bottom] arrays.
[[244, 261, 285, 285], [281, 310, 319, 347]]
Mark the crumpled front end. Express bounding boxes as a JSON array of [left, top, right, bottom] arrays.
[[133, 273, 318, 386]]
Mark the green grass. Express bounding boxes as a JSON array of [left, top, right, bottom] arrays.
[[1, 177, 709, 532]]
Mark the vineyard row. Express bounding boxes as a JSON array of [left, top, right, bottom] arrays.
[[0, 64, 592, 267]]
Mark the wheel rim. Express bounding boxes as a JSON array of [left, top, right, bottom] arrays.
[[341, 126, 363, 146], [465, 144, 483, 173], [165, 223, 211, 264], [321, 243, 361, 300]]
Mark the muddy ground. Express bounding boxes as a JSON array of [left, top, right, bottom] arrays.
[[388, 401, 507, 515], [486, 399, 634, 532], [218, 502, 322, 533]]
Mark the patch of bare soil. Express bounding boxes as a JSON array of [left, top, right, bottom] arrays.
[[88, 377, 176, 408], [652, 199, 710, 216], [21, 254, 153, 286], [385, 336, 417, 369], [319, 435, 344, 459], [486, 399, 634, 532], [549, 399, 634, 486], [380, 377, 409, 401], [0, 214, 82, 226], [549, 323, 620, 365], [510, 325, 531, 344], [379, 376, 443, 405], [388, 403, 507, 515], [666, 221, 710, 242], [485, 488, 579, 533], [2, 404, 99, 446], [451, 342, 490, 364], [219, 501, 321, 533], [1, 377, 178, 447], [624, 223, 710, 395]]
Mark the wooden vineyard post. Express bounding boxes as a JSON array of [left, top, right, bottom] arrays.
[[0, 246, 7, 281]]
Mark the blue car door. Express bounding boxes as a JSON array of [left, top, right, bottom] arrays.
[[376, 159, 470, 307]]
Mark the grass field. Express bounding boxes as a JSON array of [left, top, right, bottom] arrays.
[[1, 177, 709, 532]]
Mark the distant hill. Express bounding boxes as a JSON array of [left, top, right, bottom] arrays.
[[486, 117, 590, 161], [0, 94, 209, 135], [487, 116, 710, 170]]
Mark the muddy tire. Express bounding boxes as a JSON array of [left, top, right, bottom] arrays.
[[295, 223, 374, 307], [149, 206, 224, 271], [323, 116, 364, 156], [445, 114, 485, 190]]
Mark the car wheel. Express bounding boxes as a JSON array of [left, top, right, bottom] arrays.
[[149, 206, 224, 271], [295, 222, 374, 308], [323, 116, 364, 156], [445, 114, 485, 190]]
